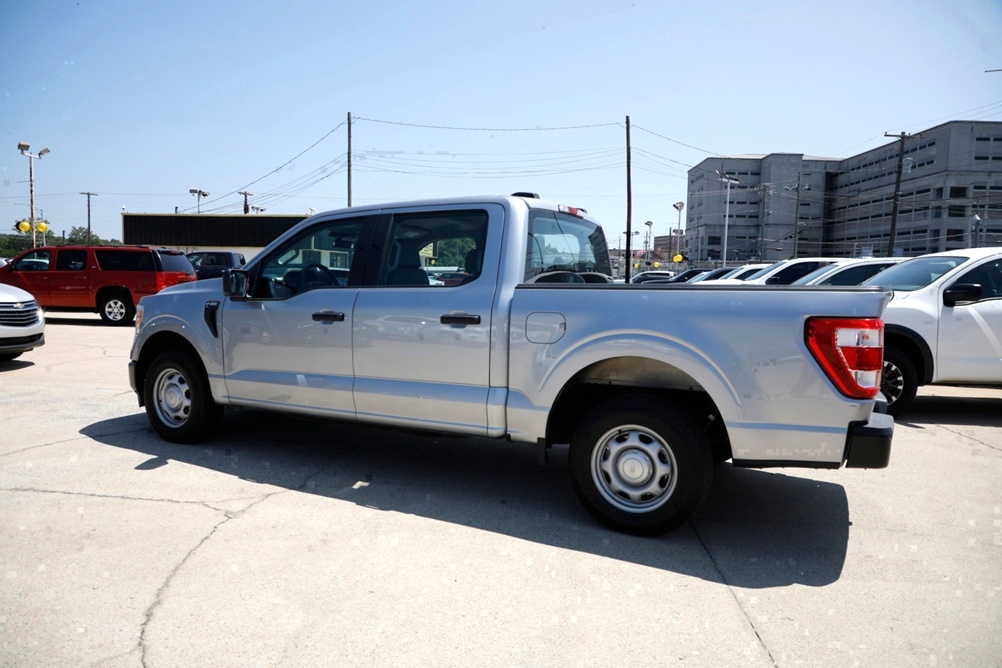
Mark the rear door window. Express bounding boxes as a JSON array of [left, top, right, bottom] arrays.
[[95, 250, 154, 271]]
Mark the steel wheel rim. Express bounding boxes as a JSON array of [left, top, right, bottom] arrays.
[[153, 366, 191, 427], [590, 424, 677, 514], [104, 299, 127, 321], [881, 360, 904, 406]]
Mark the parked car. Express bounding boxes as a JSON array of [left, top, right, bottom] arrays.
[[0, 246, 196, 325], [859, 247, 1002, 416], [791, 257, 905, 286], [646, 268, 711, 284], [687, 267, 736, 283], [0, 282, 45, 362], [716, 263, 771, 281], [187, 250, 246, 280], [436, 271, 471, 287], [629, 270, 677, 284], [717, 257, 843, 286]]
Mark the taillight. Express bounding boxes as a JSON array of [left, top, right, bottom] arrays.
[[155, 273, 168, 292], [805, 317, 883, 399]]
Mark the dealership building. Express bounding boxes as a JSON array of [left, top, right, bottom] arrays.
[[682, 120, 1002, 263]]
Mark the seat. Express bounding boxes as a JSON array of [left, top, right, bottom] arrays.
[[461, 248, 483, 284], [386, 263, 429, 286]]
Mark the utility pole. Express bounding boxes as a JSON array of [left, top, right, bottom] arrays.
[[80, 192, 97, 244], [884, 132, 917, 256], [238, 191, 252, 214], [786, 173, 809, 257], [347, 112, 352, 207], [625, 115, 633, 282]]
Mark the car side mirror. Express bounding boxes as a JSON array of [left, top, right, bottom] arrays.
[[943, 282, 982, 307], [224, 269, 250, 299]]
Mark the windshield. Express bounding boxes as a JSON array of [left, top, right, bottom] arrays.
[[792, 264, 842, 285], [745, 261, 784, 280], [859, 255, 966, 291]]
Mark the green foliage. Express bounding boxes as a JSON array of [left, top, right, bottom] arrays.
[[1, 225, 122, 258], [433, 238, 476, 268], [64, 226, 122, 246], [0, 233, 32, 259]]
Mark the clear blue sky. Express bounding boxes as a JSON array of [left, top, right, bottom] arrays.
[[2, 0, 1001, 243]]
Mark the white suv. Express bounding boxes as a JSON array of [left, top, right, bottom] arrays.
[[0, 283, 45, 363], [860, 247, 1002, 415]]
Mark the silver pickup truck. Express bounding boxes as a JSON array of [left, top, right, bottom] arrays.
[[129, 194, 893, 535]]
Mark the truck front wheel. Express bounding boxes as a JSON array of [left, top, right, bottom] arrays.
[[569, 395, 713, 536], [144, 350, 223, 443], [881, 347, 917, 417]]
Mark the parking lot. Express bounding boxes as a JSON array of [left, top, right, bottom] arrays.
[[1, 315, 1000, 667]]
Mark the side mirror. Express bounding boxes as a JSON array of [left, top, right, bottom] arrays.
[[224, 269, 250, 298], [943, 282, 982, 307]]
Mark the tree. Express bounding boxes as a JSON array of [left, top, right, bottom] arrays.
[[65, 226, 122, 246]]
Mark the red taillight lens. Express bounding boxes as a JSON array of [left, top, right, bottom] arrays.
[[805, 317, 884, 399], [156, 273, 167, 292]]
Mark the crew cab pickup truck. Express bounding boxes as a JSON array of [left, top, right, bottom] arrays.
[[129, 194, 893, 535], [861, 247, 1002, 416]]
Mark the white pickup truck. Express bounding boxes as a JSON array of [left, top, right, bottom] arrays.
[[129, 194, 893, 535], [861, 247, 1002, 416]]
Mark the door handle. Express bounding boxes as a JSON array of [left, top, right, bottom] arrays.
[[312, 310, 345, 322], [440, 314, 481, 325]]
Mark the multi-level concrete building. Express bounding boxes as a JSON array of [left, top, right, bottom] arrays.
[[682, 120, 1002, 263]]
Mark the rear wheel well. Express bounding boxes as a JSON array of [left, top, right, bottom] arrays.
[[95, 285, 133, 309], [134, 332, 206, 407], [547, 381, 729, 463]]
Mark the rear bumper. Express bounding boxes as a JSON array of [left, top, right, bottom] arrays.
[[844, 410, 894, 469]]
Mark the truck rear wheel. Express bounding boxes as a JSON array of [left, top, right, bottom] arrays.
[[569, 395, 713, 536], [144, 350, 222, 443], [99, 291, 136, 326], [881, 347, 917, 417]]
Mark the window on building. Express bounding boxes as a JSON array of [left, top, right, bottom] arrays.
[[707, 236, 721, 246], [949, 186, 968, 198], [948, 205, 967, 218]]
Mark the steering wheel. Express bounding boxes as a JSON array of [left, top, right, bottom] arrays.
[[301, 263, 334, 289], [526, 271, 586, 284]]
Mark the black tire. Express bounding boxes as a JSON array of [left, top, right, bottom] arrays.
[[569, 395, 713, 536], [143, 350, 223, 443], [881, 346, 918, 417], [99, 291, 136, 326]]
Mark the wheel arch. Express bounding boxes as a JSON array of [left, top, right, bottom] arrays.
[[884, 324, 933, 385], [134, 331, 208, 408], [545, 356, 730, 460]]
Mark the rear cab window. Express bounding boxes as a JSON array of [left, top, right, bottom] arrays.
[[523, 209, 611, 283]]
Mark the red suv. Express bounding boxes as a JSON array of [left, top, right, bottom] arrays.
[[0, 246, 196, 325]]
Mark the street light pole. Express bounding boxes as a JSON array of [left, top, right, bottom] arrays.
[[672, 201, 684, 260], [644, 220, 653, 266], [716, 170, 739, 267], [18, 142, 50, 247], [189, 188, 209, 213]]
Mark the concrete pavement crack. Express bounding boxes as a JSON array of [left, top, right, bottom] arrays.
[[938, 424, 1002, 452], [688, 520, 779, 667], [137, 457, 336, 667]]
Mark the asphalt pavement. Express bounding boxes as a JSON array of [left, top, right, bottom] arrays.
[[1, 314, 1000, 667]]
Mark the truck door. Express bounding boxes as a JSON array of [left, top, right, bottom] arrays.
[[351, 204, 498, 435], [936, 258, 1002, 383], [221, 214, 375, 419]]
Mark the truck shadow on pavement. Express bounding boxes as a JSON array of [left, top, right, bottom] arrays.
[[82, 409, 850, 589], [896, 394, 1002, 429]]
